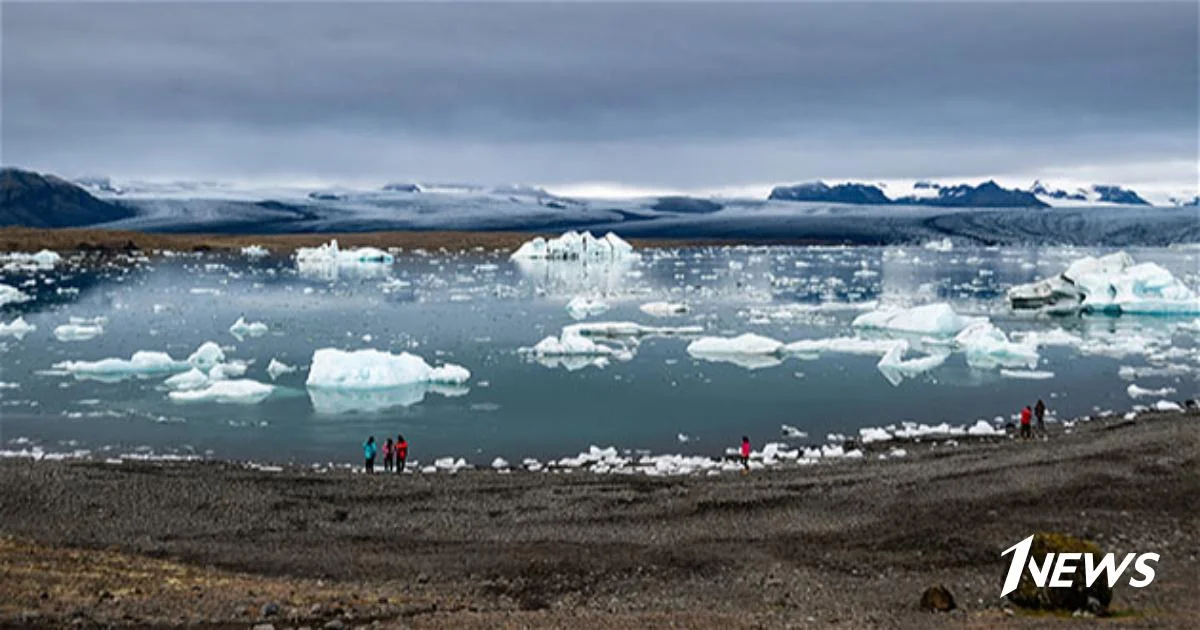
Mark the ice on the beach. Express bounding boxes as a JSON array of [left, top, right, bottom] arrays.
[[509, 230, 635, 261], [687, 333, 784, 369], [491, 457, 510, 470], [266, 358, 297, 380], [859, 427, 893, 444], [1127, 384, 1176, 399], [295, 239, 394, 265], [187, 341, 226, 372], [954, 321, 1039, 369], [229, 316, 268, 340], [852, 303, 984, 336], [54, 351, 186, 381], [565, 296, 610, 320], [0, 317, 36, 340], [1154, 400, 1183, 412], [966, 419, 1004, 436], [640, 301, 689, 317], [306, 348, 470, 390], [169, 379, 274, 404], [54, 322, 104, 342], [1008, 251, 1200, 314], [1, 249, 61, 269], [240, 245, 270, 258], [0, 283, 32, 307]]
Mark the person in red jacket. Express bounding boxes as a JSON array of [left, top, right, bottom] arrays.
[[1020, 405, 1033, 440], [395, 434, 409, 473], [740, 436, 752, 474]]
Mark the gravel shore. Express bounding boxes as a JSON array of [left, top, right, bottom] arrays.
[[2, 411, 1198, 628]]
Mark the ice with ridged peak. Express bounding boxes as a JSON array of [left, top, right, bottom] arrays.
[[306, 348, 470, 390], [954, 321, 1039, 369], [266, 358, 297, 380], [510, 230, 635, 261], [187, 341, 226, 372], [295, 239, 393, 265], [1008, 251, 1200, 314], [54, 351, 187, 381], [0, 316, 36, 340], [229, 316, 268, 340], [852, 302, 984, 336]]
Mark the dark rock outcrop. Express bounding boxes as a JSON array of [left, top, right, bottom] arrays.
[[768, 181, 891, 205], [651, 196, 723, 214], [895, 180, 1049, 208], [1, 168, 136, 227], [1092, 185, 1149, 206]]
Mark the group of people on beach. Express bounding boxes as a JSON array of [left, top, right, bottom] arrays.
[[362, 435, 408, 473], [1018, 399, 1047, 439]]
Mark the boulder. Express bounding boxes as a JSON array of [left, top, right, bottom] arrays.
[[919, 584, 956, 612]]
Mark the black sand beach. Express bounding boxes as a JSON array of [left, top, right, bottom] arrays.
[[2, 410, 1198, 628]]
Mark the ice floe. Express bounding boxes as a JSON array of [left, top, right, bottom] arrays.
[[266, 358, 297, 380], [954, 321, 1040, 369], [54, 321, 105, 341], [510, 230, 635, 261], [0, 283, 32, 307], [169, 379, 274, 404], [54, 351, 186, 382], [999, 369, 1056, 380], [240, 245, 270, 258], [163, 368, 211, 391], [852, 302, 984, 336], [1008, 251, 1200, 315], [187, 341, 226, 371], [1127, 384, 1176, 399], [0, 317, 36, 340], [229, 316, 268, 340], [687, 333, 785, 369], [306, 348, 470, 391], [565, 296, 610, 320], [0, 250, 61, 270], [296, 239, 394, 265], [640, 301, 689, 317]]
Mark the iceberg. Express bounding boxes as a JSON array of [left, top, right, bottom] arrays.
[[0, 283, 32, 307], [266, 358, 297, 380], [240, 245, 270, 258], [54, 351, 187, 381], [169, 379, 274, 404], [954, 321, 1040, 369], [999, 369, 1055, 380], [229, 316, 268, 340], [527, 332, 617, 357], [0, 250, 61, 269], [565, 296, 610, 320], [187, 341, 226, 372], [306, 348, 470, 390], [296, 239, 394, 265], [1008, 251, 1200, 315], [308, 382, 468, 414], [640, 301, 689, 317], [0, 316, 36, 340], [783, 337, 906, 356], [164, 367, 211, 391], [1127, 384, 1176, 399], [565, 321, 702, 339], [687, 333, 785, 369], [54, 322, 104, 342], [876, 343, 950, 385], [510, 230, 635, 261], [851, 303, 984, 336]]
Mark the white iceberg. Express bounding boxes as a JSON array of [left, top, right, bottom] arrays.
[[954, 321, 1040, 369], [306, 348, 470, 390], [0, 283, 32, 307], [169, 379, 274, 404], [876, 343, 950, 385], [510, 230, 635, 261], [187, 341, 226, 372], [1008, 251, 1200, 315], [308, 382, 468, 414], [266, 358, 297, 380], [999, 369, 1056, 380], [640, 301, 689, 317], [209, 361, 248, 380], [229, 316, 268, 340], [966, 419, 1004, 436], [240, 245, 270, 258], [852, 303, 984, 336], [783, 337, 906, 356], [54, 322, 104, 342], [163, 367, 211, 391], [687, 333, 784, 369], [296, 239, 394, 264], [54, 351, 187, 381], [0, 316, 36, 340], [565, 296, 610, 320], [1127, 384, 1176, 399]]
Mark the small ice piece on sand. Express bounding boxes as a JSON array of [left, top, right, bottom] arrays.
[[241, 245, 270, 258], [169, 379, 274, 404], [566, 296, 610, 320], [852, 303, 984, 336], [781, 424, 808, 439], [640, 301, 689, 317], [54, 322, 104, 342], [0, 283, 32, 307], [999, 369, 1056, 380], [0, 316, 36, 340], [229, 316, 268, 340], [187, 341, 226, 372], [687, 333, 784, 369], [1154, 400, 1183, 412], [491, 457, 510, 470], [509, 230, 635, 261], [1127, 384, 1177, 399], [306, 348, 470, 389], [267, 358, 297, 380], [966, 419, 1003, 436], [163, 368, 210, 391], [859, 427, 893, 444]]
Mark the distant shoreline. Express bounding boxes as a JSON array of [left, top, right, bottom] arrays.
[[0, 227, 840, 255]]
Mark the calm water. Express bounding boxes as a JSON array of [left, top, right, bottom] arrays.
[[1, 245, 1197, 466]]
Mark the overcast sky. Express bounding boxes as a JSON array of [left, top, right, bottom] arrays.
[[3, 1, 1197, 193]]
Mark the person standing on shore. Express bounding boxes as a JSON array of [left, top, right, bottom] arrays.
[[740, 436, 752, 474], [396, 434, 408, 473], [382, 437, 395, 473], [1034, 399, 1046, 436], [1019, 406, 1033, 440], [363, 436, 377, 473]]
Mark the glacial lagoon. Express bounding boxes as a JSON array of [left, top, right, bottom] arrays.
[[1, 243, 1197, 468]]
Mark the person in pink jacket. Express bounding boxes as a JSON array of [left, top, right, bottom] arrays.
[[382, 437, 395, 473], [740, 436, 752, 474]]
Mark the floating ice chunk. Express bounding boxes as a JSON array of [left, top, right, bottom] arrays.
[[1009, 251, 1200, 314], [781, 424, 808, 439], [169, 379, 274, 404], [266, 358, 297, 380], [187, 341, 226, 372], [1016, 328, 1083, 348], [783, 337, 905, 356], [54, 351, 186, 381], [54, 322, 104, 341], [1154, 400, 1183, 412], [966, 419, 1003, 436], [0, 283, 32, 307], [229, 316, 268, 340], [859, 427, 893, 444], [687, 333, 784, 369], [640, 301, 689, 317], [1000, 369, 1056, 380], [566, 321, 701, 339], [308, 382, 467, 414], [0, 317, 36, 340], [240, 245, 270, 258], [306, 348, 470, 390], [923, 238, 954, 252], [296, 239, 394, 264], [1127, 384, 1176, 399], [163, 367, 210, 391], [565, 296, 610, 320], [528, 332, 615, 357], [0, 249, 61, 268], [676, 433, 692, 444], [876, 343, 949, 385], [852, 303, 984, 336], [954, 321, 1039, 369], [510, 230, 636, 261], [209, 361, 248, 380]]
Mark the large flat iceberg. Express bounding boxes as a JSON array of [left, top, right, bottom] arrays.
[[296, 239, 394, 265], [851, 303, 984, 336], [687, 333, 785, 369], [1008, 251, 1200, 315], [54, 351, 187, 381], [306, 348, 470, 389], [169, 379, 275, 404]]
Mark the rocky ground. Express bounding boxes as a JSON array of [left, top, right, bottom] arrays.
[[1, 411, 1198, 629]]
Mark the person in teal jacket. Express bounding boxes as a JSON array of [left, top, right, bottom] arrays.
[[363, 436, 377, 473]]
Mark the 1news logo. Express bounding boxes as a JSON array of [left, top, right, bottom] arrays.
[[1000, 535, 1159, 598]]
